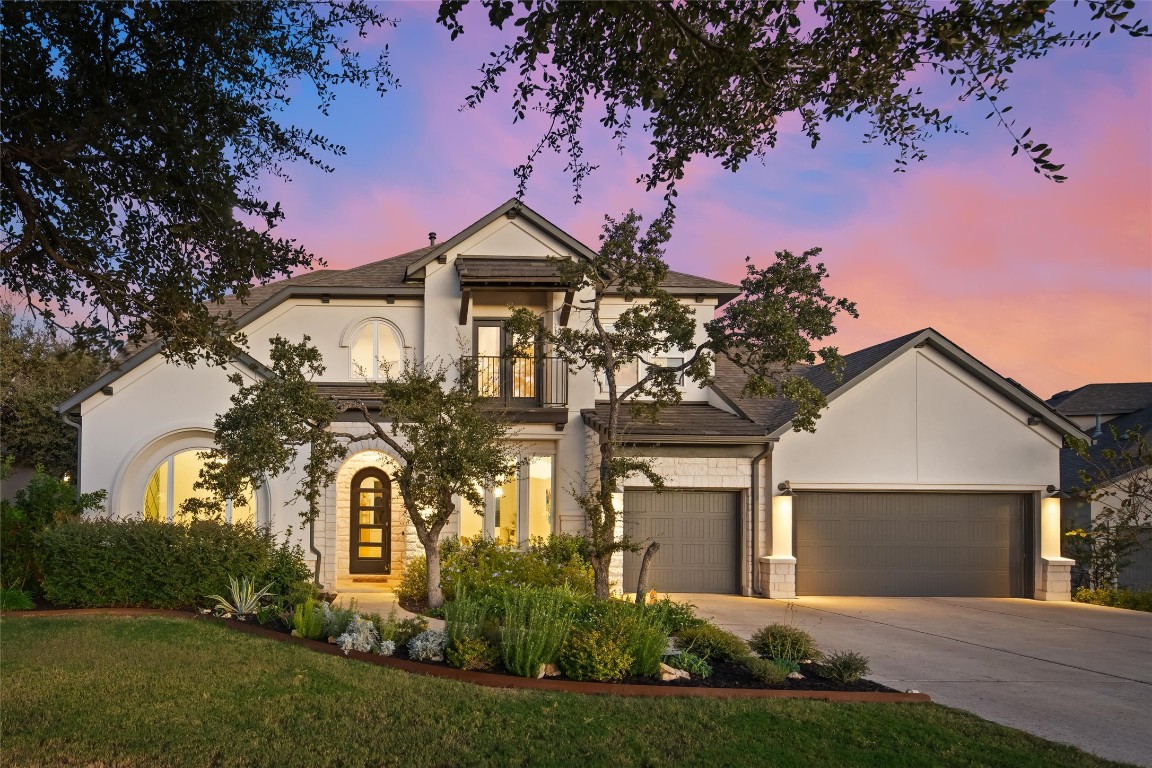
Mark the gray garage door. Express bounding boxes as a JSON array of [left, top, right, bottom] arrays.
[[623, 490, 741, 594], [795, 492, 1031, 597]]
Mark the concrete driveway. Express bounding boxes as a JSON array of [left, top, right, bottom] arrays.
[[682, 595, 1152, 767]]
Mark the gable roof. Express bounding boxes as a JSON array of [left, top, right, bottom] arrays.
[[712, 328, 1086, 439], [1047, 383, 1152, 417]]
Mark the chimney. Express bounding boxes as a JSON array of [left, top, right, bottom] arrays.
[[428, 232, 436, 247], [1092, 414, 1103, 440]]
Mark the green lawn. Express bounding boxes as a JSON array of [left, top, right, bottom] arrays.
[[0, 616, 1131, 768]]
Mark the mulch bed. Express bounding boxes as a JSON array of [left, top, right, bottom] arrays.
[[6, 607, 929, 702]]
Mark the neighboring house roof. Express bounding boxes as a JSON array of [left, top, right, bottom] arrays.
[[581, 402, 769, 441], [1058, 403, 1152, 493], [1047, 383, 1152, 417], [711, 328, 1086, 439]]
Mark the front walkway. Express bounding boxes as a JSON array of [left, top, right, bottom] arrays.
[[681, 594, 1152, 767]]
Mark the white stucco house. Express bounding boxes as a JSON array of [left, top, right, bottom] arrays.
[[59, 199, 1086, 600]]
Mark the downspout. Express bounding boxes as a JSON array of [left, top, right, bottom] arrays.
[[62, 412, 82, 503], [308, 437, 325, 590], [750, 441, 773, 596]]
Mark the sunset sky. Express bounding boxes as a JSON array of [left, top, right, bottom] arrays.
[[264, 2, 1152, 400]]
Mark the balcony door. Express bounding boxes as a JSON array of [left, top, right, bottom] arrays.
[[475, 320, 537, 404]]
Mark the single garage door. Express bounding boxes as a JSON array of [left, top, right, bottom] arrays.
[[623, 490, 741, 594], [795, 492, 1031, 597]]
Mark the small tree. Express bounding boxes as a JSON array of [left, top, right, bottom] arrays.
[[506, 211, 856, 599], [191, 336, 515, 609], [1065, 426, 1152, 590]]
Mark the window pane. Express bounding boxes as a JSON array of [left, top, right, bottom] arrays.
[[360, 509, 376, 525], [359, 546, 383, 559], [171, 450, 212, 524], [378, 323, 403, 375], [476, 325, 502, 397], [231, 490, 256, 526], [459, 491, 484, 540], [360, 529, 383, 543], [494, 470, 518, 545], [143, 464, 167, 522], [351, 324, 375, 379], [527, 456, 553, 541]]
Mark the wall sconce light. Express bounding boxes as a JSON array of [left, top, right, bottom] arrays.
[[1046, 485, 1070, 499], [1027, 416, 1042, 426], [777, 481, 793, 496]]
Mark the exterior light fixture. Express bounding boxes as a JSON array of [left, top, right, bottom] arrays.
[[777, 481, 793, 496], [1046, 485, 1070, 499]]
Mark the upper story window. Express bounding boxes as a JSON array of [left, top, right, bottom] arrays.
[[350, 320, 404, 380]]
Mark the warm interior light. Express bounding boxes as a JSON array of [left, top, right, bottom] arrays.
[[1041, 496, 1063, 559], [771, 493, 794, 558]]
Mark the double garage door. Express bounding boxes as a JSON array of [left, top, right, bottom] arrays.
[[622, 489, 1032, 596], [796, 492, 1032, 597]]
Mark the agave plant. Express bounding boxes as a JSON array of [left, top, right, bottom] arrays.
[[207, 576, 275, 617]]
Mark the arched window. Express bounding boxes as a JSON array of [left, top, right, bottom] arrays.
[[142, 449, 256, 525], [350, 320, 404, 380]]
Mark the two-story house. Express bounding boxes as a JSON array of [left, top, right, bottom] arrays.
[[60, 199, 1085, 600]]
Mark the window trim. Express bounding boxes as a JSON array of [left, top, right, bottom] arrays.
[[343, 317, 407, 381]]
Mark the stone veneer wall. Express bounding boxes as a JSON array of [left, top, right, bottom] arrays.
[[319, 446, 421, 589]]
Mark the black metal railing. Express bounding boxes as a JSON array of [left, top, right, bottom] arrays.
[[475, 355, 568, 408]]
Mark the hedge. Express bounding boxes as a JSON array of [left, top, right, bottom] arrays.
[[39, 519, 311, 609]]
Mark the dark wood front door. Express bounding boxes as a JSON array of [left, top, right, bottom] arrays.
[[350, 468, 391, 574]]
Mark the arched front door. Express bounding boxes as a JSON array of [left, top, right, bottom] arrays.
[[350, 468, 391, 574]]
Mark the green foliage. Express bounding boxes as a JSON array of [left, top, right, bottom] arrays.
[[444, 596, 499, 671], [0, 587, 34, 611], [0, 468, 106, 593], [642, 597, 706, 634], [396, 555, 429, 612], [399, 535, 595, 612], [292, 598, 326, 639], [557, 625, 633, 683], [322, 601, 358, 639], [741, 657, 791, 685], [206, 576, 275, 616], [500, 588, 577, 678], [256, 603, 291, 630], [675, 622, 751, 663], [1, 2, 396, 359], [38, 519, 309, 609], [749, 623, 821, 663], [578, 598, 668, 678], [664, 650, 711, 679], [438, 2, 1148, 200], [818, 650, 872, 684], [1073, 587, 1152, 613], [1064, 426, 1152, 590], [0, 305, 107, 475]]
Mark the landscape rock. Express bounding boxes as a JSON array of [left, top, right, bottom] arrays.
[[659, 663, 690, 682], [787, 672, 804, 680], [536, 663, 561, 679]]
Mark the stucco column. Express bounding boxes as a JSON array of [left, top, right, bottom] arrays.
[[760, 491, 797, 599], [1037, 494, 1075, 601]]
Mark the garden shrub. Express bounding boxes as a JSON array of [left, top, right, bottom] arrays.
[[408, 629, 447, 661], [445, 596, 499, 670], [1073, 587, 1152, 613], [749, 623, 820, 663], [741, 656, 790, 685], [664, 650, 712, 678], [579, 598, 668, 677], [643, 597, 706, 634], [322, 601, 358, 639], [293, 597, 326, 640], [1, 469, 105, 596], [396, 555, 428, 611], [335, 615, 380, 655], [500, 587, 576, 677], [38, 519, 311, 609], [558, 625, 632, 682], [817, 650, 871, 683], [0, 587, 34, 611], [675, 622, 751, 663]]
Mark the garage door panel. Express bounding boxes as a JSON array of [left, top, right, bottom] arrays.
[[623, 490, 741, 594], [796, 492, 1029, 597]]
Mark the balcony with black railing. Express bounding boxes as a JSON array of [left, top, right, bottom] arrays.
[[475, 355, 568, 410]]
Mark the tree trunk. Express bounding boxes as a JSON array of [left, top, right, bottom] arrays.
[[591, 552, 611, 600], [425, 539, 445, 610], [634, 541, 660, 604]]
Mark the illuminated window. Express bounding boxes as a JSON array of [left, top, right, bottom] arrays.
[[143, 450, 255, 525], [457, 456, 554, 545], [350, 320, 404, 380]]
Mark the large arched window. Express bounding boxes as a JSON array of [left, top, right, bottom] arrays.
[[350, 320, 404, 380], [143, 449, 256, 525]]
